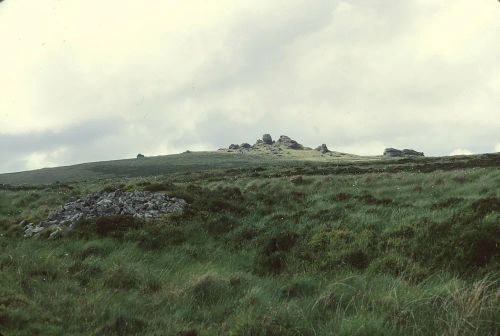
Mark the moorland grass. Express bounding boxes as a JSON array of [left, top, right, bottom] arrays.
[[0, 156, 499, 335]]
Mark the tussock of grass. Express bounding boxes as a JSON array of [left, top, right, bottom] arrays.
[[0, 155, 498, 335]]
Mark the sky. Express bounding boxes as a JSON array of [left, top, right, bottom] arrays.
[[0, 0, 499, 173]]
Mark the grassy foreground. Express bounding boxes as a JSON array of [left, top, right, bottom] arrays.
[[0, 154, 499, 335]]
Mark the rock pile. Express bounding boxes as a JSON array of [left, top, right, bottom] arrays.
[[383, 148, 424, 157], [276, 135, 303, 149], [22, 191, 188, 238], [225, 134, 304, 151]]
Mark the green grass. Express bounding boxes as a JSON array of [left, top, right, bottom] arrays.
[[0, 153, 499, 335]]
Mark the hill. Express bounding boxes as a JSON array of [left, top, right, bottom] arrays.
[[0, 148, 499, 335]]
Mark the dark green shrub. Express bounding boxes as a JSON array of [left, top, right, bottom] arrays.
[[304, 227, 375, 271], [431, 197, 464, 210], [99, 315, 146, 336], [254, 231, 298, 274], [76, 240, 113, 259], [410, 213, 500, 273], [188, 274, 231, 306], [73, 216, 144, 239], [280, 277, 318, 298], [69, 260, 103, 285], [470, 197, 500, 216], [104, 265, 139, 290], [143, 181, 175, 192], [205, 214, 237, 236], [177, 330, 198, 336], [335, 193, 353, 201], [132, 223, 186, 250]]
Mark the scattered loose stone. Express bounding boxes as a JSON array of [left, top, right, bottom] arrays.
[[22, 191, 188, 238]]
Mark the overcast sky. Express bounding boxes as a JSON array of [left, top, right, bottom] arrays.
[[1, 0, 499, 173]]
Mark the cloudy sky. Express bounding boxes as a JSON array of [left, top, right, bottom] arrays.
[[1, 0, 499, 173]]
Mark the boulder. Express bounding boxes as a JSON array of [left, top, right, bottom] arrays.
[[383, 148, 403, 157], [240, 143, 252, 149], [229, 144, 240, 150], [317, 144, 330, 154], [262, 134, 273, 145], [137, 154, 145, 159], [402, 149, 424, 156], [276, 135, 303, 149]]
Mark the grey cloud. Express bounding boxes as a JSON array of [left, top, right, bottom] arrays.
[[0, 0, 499, 173]]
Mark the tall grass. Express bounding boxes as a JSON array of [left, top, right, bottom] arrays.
[[0, 158, 498, 335]]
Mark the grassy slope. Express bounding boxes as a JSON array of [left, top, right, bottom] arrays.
[[0, 147, 364, 185], [0, 152, 499, 335]]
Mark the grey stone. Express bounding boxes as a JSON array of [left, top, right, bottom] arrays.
[[276, 135, 303, 149], [22, 191, 188, 238], [317, 144, 330, 154], [402, 149, 424, 156], [229, 144, 240, 150], [262, 134, 273, 144], [137, 154, 145, 159], [383, 148, 403, 157], [240, 143, 252, 149]]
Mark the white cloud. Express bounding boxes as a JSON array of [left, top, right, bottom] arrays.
[[449, 148, 473, 156], [0, 0, 499, 173], [24, 147, 69, 170], [336, 141, 386, 156]]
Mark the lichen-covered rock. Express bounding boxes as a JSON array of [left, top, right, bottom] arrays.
[[383, 148, 403, 157], [276, 135, 303, 149], [22, 191, 187, 238], [316, 144, 330, 154], [262, 134, 273, 145], [402, 149, 424, 156]]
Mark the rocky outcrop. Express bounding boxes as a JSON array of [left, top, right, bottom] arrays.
[[240, 143, 252, 149], [22, 191, 188, 238], [384, 148, 424, 157], [227, 134, 304, 154], [137, 154, 145, 159], [383, 148, 403, 157], [316, 144, 330, 154], [276, 135, 303, 149], [402, 149, 424, 156], [262, 134, 273, 145]]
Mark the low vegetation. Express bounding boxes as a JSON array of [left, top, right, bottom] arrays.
[[0, 154, 499, 335]]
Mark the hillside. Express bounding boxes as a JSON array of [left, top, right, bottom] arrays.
[[0, 139, 364, 185], [0, 148, 499, 335]]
